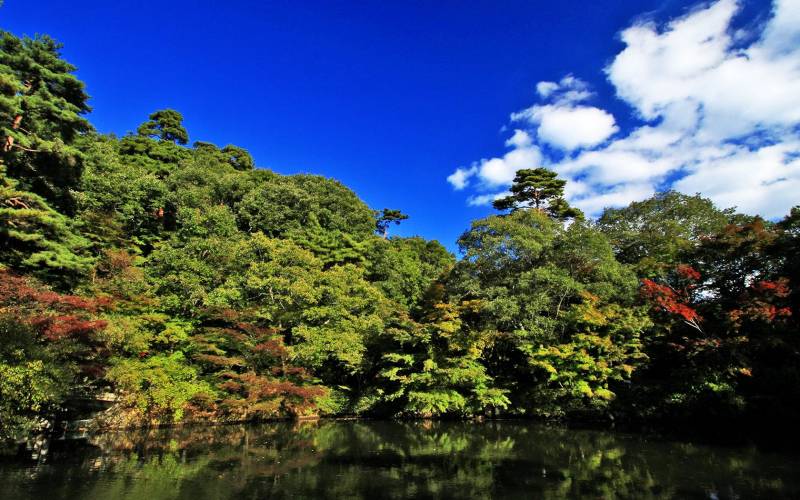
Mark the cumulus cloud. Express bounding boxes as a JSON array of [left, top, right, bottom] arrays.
[[447, 166, 477, 190], [512, 75, 618, 151], [505, 129, 533, 148], [467, 191, 511, 207], [447, 0, 800, 219], [522, 105, 619, 150], [535, 81, 558, 98], [448, 133, 542, 191], [606, 0, 800, 142], [477, 144, 543, 187]]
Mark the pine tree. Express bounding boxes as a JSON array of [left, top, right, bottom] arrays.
[[0, 31, 91, 213], [137, 109, 189, 145], [375, 208, 409, 238], [0, 170, 92, 286], [492, 168, 582, 220]]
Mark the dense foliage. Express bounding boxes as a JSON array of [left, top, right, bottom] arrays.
[[1, 30, 798, 444]]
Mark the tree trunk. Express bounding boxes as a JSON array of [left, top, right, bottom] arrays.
[[3, 115, 23, 152]]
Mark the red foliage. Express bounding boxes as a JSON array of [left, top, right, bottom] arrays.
[[676, 264, 701, 281], [641, 278, 701, 324], [253, 339, 287, 357], [29, 315, 109, 341], [0, 271, 112, 380], [0, 271, 111, 340], [729, 278, 793, 327], [193, 310, 326, 418], [751, 279, 790, 298]]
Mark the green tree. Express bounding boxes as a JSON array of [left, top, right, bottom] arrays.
[[365, 236, 453, 310], [137, 109, 189, 145], [0, 31, 91, 213], [1, 172, 92, 286], [492, 168, 581, 220], [377, 284, 509, 417], [452, 210, 642, 415], [222, 144, 254, 171], [375, 208, 409, 238], [596, 191, 733, 277], [237, 174, 375, 239]]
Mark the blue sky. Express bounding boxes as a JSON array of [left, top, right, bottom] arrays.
[[2, 0, 796, 252]]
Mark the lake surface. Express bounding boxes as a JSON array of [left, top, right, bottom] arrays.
[[2, 420, 799, 499]]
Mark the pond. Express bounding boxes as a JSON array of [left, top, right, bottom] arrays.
[[2, 420, 799, 499]]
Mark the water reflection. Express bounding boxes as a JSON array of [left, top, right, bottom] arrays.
[[2, 420, 799, 499]]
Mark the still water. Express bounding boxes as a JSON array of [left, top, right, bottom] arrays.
[[2, 420, 799, 499]]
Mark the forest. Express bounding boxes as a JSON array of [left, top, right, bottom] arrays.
[[1, 30, 798, 447]]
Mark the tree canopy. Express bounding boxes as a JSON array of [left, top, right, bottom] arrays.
[[492, 168, 582, 221], [1, 29, 798, 445]]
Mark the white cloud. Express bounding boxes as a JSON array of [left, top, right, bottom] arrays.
[[527, 105, 618, 150], [536, 81, 558, 98], [511, 76, 618, 151], [673, 140, 800, 218], [505, 129, 533, 148], [447, 0, 800, 220], [571, 183, 657, 216], [447, 166, 477, 190], [478, 145, 542, 187], [606, 0, 800, 141], [467, 191, 510, 207]]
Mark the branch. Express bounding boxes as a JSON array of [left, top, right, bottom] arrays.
[[4, 197, 31, 209]]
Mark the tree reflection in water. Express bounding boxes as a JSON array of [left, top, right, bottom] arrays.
[[2, 420, 799, 499]]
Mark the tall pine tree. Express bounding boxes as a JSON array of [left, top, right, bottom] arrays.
[[0, 31, 91, 213], [492, 168, 582, 220]]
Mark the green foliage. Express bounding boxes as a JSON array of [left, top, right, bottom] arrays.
[[452, 210, 640, 415], [107, 352, 213, 422], [221, 144, 254, 171], [377, 290, 509, 417], [287, 214, 369, 268], [596, 191, 732, 277], [375, 208, 409, 238], [236, 174, 375, 239], [0, 320, 71, 440], [528, 293, 650, 415], [137, 109, 189, 145], [1, 173, 92, 285], [1, 26, 798, 437], [365, 236, 453, 309], [0, 31, 90, 212], [292, 264, 387, 377], [492, 168, 582, 220]]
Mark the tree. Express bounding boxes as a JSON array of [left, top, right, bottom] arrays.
[[0, 271, 109, 441], [452, 210, 641, 415], [191, 141, 254, 171], [222, 144, 254, 171], [137, 109, 189, 145], [376, 284, 509, 417], [628, 215, 797, 425], [596, 191, 733, 277], [288, 217, 369, 269], [106, 352, 213, 423], [0, 31, 91, 212], [1, 171, 93, 286], [237, 174, 376, 240], [375, 208, 408, 238], [365, 236, 453, 309], [529, 292, 650, 415], [191, 314, 325, 420], [492, 168, 581, 220]]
